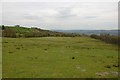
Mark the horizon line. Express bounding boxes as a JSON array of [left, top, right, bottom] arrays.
[[0, 24, 119, 30]]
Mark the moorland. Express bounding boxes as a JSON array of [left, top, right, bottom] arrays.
[[1, 25, 119, 78]]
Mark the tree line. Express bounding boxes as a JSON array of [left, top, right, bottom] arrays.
[[90, 34, 120, 46], [1, 25, 119, 46]]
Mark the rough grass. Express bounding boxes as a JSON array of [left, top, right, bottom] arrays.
[[4, 26, 35, 33], [2, 37, 119, 78]]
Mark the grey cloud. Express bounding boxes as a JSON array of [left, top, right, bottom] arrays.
[[85, 16, 97, 19], [23, 14, 42, 20], [2, 2, 118, 30], [56, 7, 77, 19]]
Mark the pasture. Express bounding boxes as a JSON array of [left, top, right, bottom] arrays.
[[2, 37, 118, 78]]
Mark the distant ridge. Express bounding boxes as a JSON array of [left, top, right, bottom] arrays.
[[52, 30, 119, 36]]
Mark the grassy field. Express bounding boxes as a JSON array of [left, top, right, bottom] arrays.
[[2, 37, 119, 78]]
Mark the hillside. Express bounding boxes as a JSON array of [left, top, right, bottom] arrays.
[[1, 25, 119, 46], [1, 25, 119, 78], [1, 25, 80, 38], [2, 37, 118, 78]]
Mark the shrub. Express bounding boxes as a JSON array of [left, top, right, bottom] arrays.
[[2, 28, 17, 38], [90, 34, 119, 46]]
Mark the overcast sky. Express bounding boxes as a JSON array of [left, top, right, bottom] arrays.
[[1, 0, 119, 30]]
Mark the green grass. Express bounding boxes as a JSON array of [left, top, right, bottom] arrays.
[[4, 26, 35, 33], [2, 37, 119, 78]]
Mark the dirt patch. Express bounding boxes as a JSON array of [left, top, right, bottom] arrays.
[[96, 72, 109, 76]]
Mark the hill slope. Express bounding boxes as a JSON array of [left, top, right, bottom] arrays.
[[1, 26, 80, 37], [2, 37, 118, 78]]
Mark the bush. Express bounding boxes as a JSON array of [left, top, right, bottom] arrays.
[[90, 34, 119, 46], [2, 28, 17, 38], [2, 25, 5, 30]]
